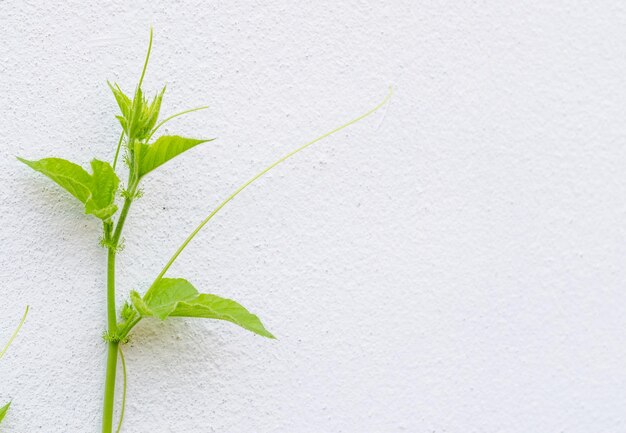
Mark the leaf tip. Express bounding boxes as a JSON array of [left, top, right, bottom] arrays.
[[256, 324, 276, 339], [16, 156, 34, 168]]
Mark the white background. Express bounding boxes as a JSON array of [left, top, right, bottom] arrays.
[[2, 1, 626, 432]]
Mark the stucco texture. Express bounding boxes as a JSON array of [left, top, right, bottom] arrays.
[[2, 1, 626, 432]]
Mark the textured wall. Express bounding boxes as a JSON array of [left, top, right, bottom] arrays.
[[1, 1, 626, 432]]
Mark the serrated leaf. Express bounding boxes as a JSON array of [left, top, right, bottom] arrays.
[[138, 87, 166, 138], [137, 135, 214, 178], [0, 402, 10, 424], [107, 81, 132, 120], [115, 115, 128, 134], [128, 87, 144, 139], [131, 278, 274, 338], [18, 157, 119, 220]]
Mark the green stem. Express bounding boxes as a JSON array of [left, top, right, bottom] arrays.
[[102, 341, 119, 433], [118, 315, 142, 341], [113, 197, 133, 244], [102, 233, 119, 433], [101, 194, 134, 433], [106, 246, 117, 333], [102, 28, 153, 433]]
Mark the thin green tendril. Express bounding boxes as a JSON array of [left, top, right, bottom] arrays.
[[145, 106, 210, 143], [0, 306, 29, 359], [115, 346, 128, 433], [153, 87, 394, 285]]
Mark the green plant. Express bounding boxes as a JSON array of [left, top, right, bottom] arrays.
[[0, 306, 29, 426], [19, 29, 391, 432]]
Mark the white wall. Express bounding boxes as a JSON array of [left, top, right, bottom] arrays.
[[2, 1, 626, 432]]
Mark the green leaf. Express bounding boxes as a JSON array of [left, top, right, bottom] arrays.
[[128, 87, 144, 139], [140, 278, 197, 320], [137, 135, 214, 178], [114, 82, 167, 141], [129, 291, 151, 317], [115, 115, 128, 134], [107, 81, 132, 121], [84, 160, 119, 220], [170, 294, 275, 338], [138, 87, 166, 138], [0, 402, 10, 424], [18, 157, 119, 220], [17, 157, 92, 203], [131, 278, 274, 338]]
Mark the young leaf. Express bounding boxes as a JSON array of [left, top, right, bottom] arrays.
[[84, 160, 119, 219], [107, 81, 132, 122], [131, 278, 274, 338], [18, 157, 120, 220], [138, 87, 166, 139], [115, 115, 128, 135], [128, 87, 144, 139], [137, 135, 214, 178], [135, 278, 198, 320], [0, 402, 9, 424]]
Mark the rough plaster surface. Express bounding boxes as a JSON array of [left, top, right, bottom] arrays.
[[1, 1, 626, 432]]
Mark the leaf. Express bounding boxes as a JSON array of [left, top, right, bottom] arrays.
[[107, 81, 132, 120], [114, 84, 167, 141], [0, 402, 10, 424], [129, 87, 144, 138], [138, 87, 166, 138], [17, 157, 92, 203], [84, 160, 119, 220], [18, 157, 119, 220], [171, 294, 275, 338], [136, 278, 198, 320], [115, 115, 128, 134], [131, 278, 274, 338], [137, 135, 214, 178]]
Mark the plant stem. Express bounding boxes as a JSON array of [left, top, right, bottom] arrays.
[[102, 194, 134, 433], [102, 341, 118, 433], [113, 196, 133, 243], [106, 246, 118, 333], [103, 28, 153, 433], [102, 234, 119, 433]]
